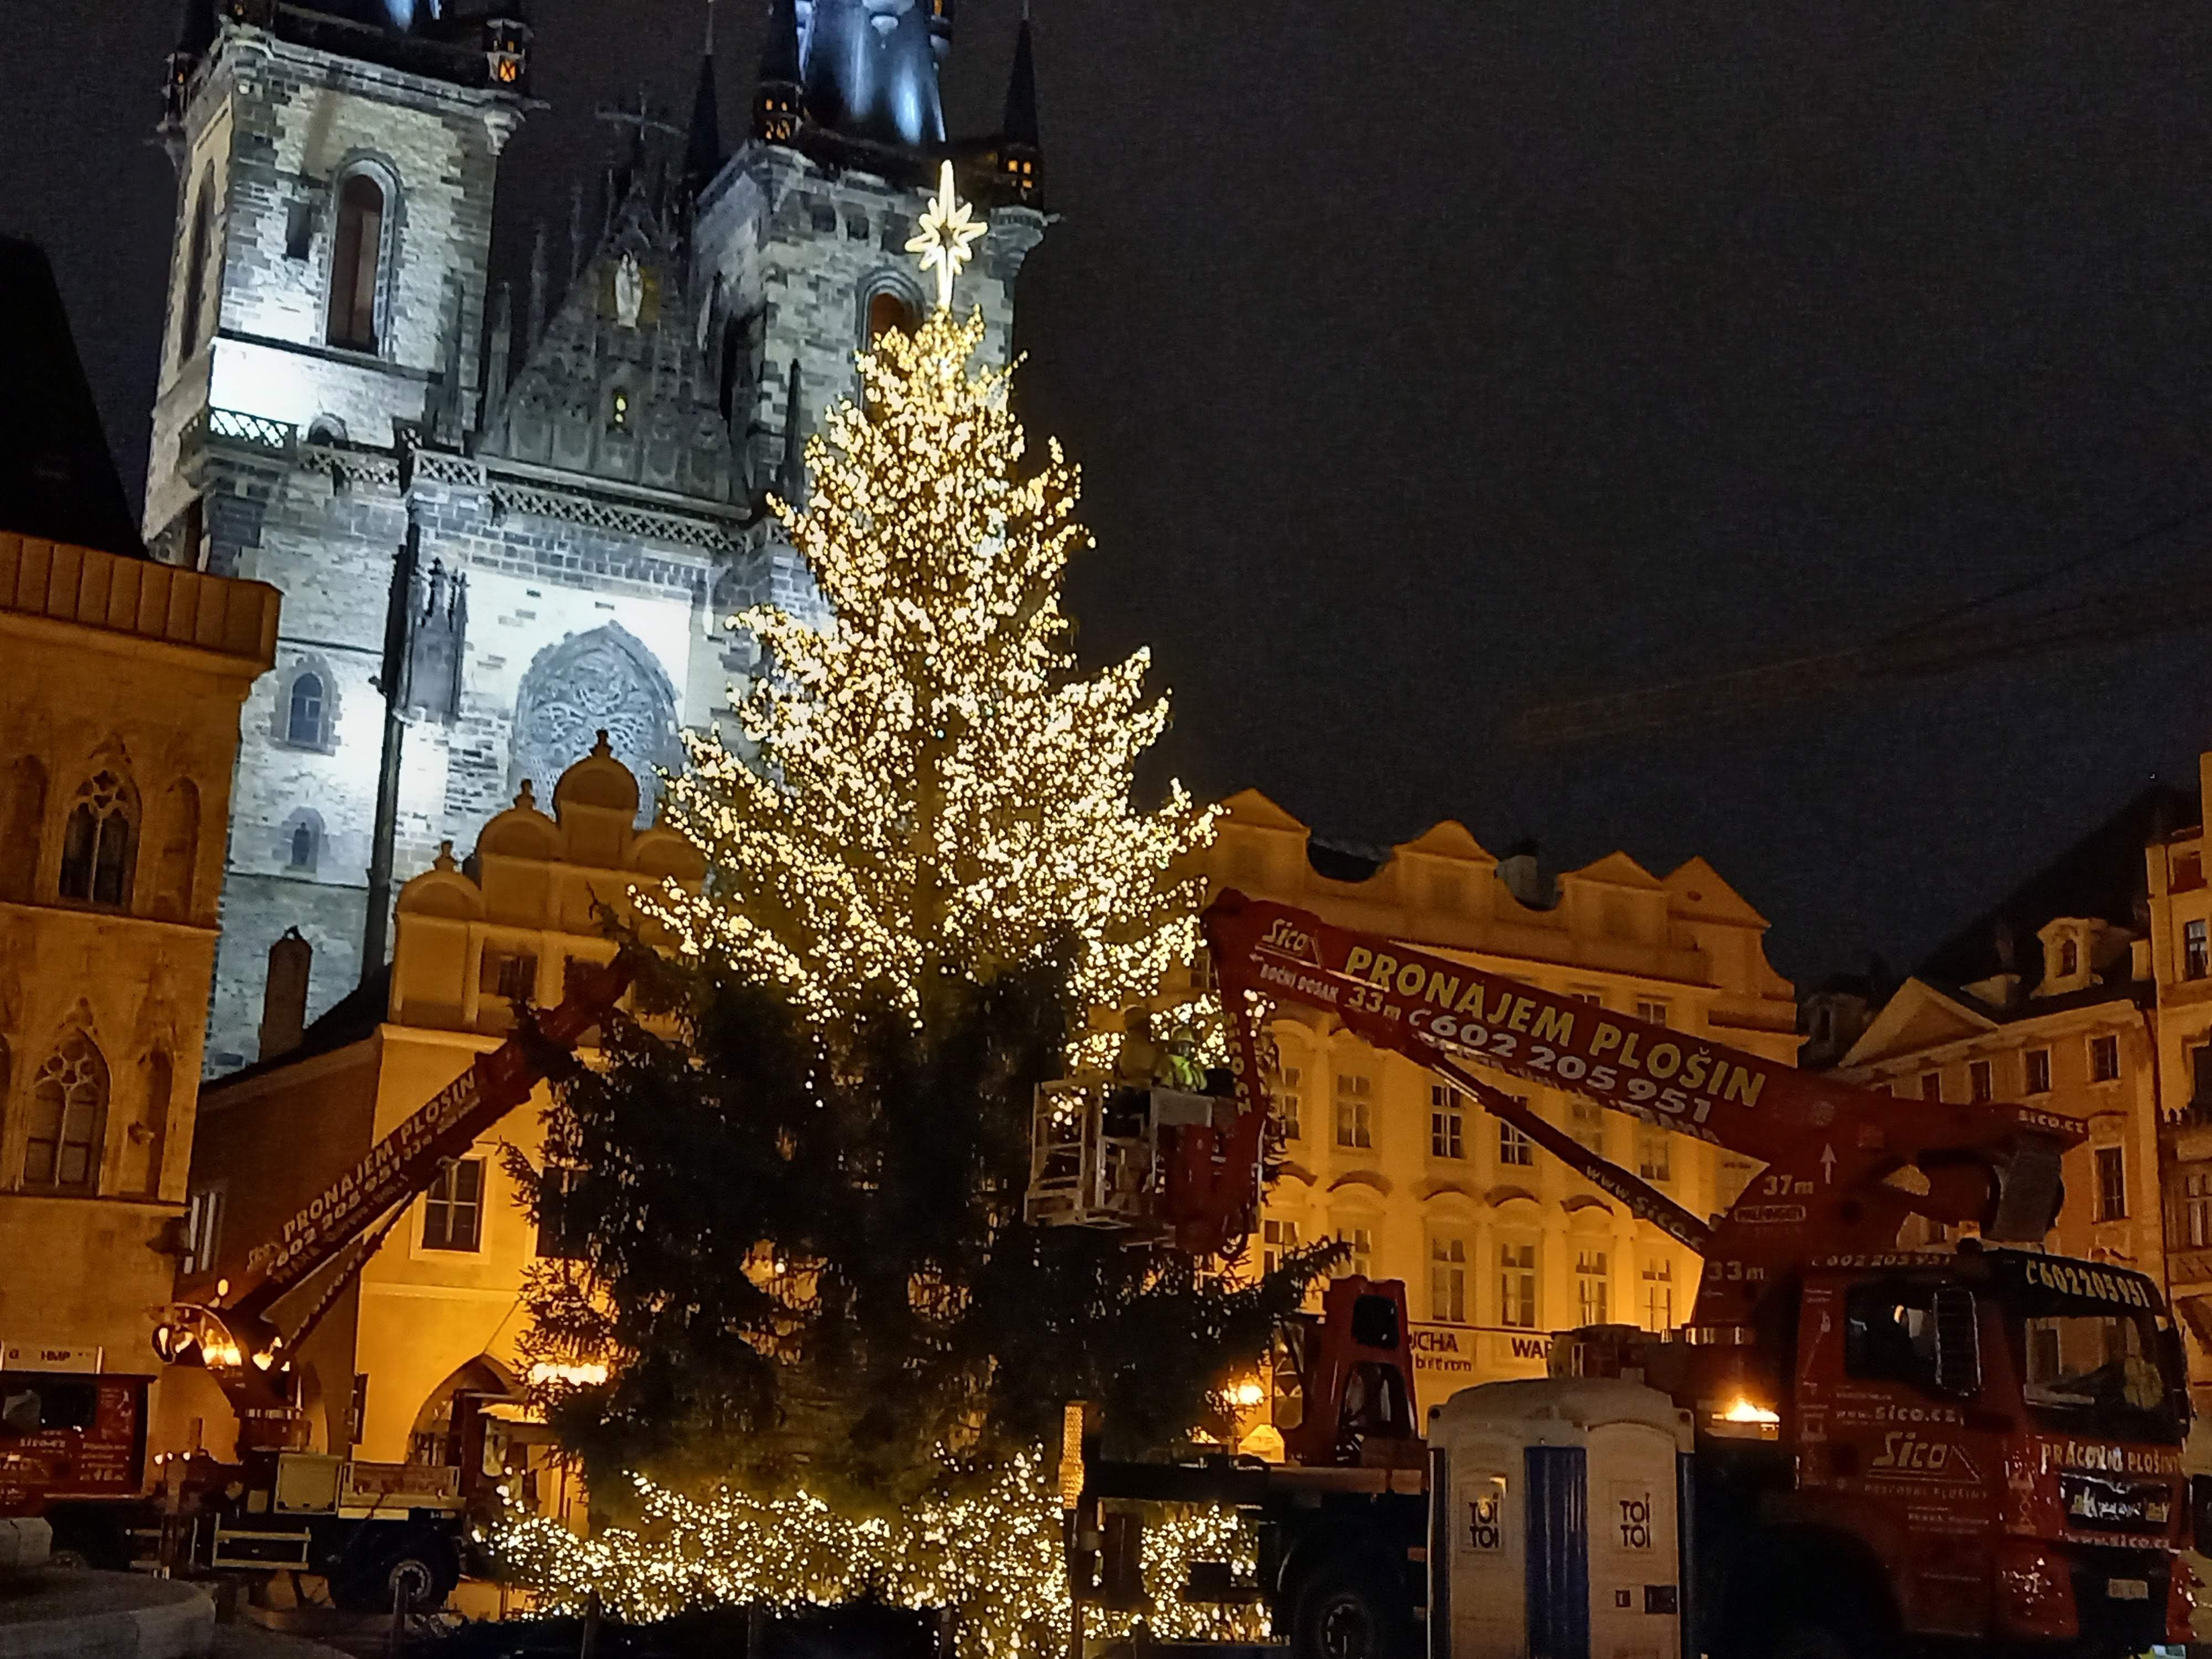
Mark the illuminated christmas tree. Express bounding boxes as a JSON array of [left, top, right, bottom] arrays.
[[517, 168, 1335, 1524], [642, 171, 1213, 1045]]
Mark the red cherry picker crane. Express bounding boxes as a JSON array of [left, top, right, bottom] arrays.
[[6, 958, 631, 1610], [1032, 892, 2199, 1659]]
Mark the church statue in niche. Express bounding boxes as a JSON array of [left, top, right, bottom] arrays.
[[509, 626, 684, 827], [615, 254, 644, 330]]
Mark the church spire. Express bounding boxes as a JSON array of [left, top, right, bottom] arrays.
[[686, 0, 725, 202], [996, 6, 1042, 201], [754, 0, 804, 144]]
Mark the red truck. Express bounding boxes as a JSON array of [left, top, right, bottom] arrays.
[[1035, 893, 2200, 1658]]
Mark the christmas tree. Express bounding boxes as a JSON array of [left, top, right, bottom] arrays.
[[513, 169, 1334, 1544]]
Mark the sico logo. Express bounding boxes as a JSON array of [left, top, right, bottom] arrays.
[[1261, 918, 1319, 964], [1871, 1431, 1981, 1480]]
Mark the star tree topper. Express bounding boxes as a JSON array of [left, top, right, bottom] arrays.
[[906, 160, 988, 310]]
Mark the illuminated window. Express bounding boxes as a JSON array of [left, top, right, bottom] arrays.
[[1575, 1250, 1609, 1326], [422, 1158, 485, 1252], [1499, 1241, 1538, 1329], [2024, 1048, 2052, 1094], [1270, 1065, 1303, 1141], [1430, 1233, 1467, 1324], [1334, 1073, 1372, 1150], [609, 390, 631, 432], [1428, 1084, 1465, 1160], [1499, 1118, 1533, 1168], [2090, 1034, 2121, 1084], [1968, 1060, 1992, 1103], [2094, 1146, 2127, 1222], [1642, 1258, 1674, 1331], [24, 1030, 107, 1191], [327, 171, 384, 352], [2188, 919, 2209, 981], [58, 771, 136, 909]]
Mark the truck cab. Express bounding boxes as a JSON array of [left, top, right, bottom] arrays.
[[1594, 1245, 2195, 1657]]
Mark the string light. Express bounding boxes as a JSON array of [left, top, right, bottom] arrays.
[[643, 305, 1219, 1063], [493, 1455, 1267, 1658]]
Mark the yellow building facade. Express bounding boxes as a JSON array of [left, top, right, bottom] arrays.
[[175, 741, 702, 1509], [0, 530, 276, 1380], [2144, 749, 2212, 1392], [1206, 791, 1796, 1402]]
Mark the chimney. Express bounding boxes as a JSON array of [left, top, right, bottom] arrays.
[[259, 928, 312, 1062]]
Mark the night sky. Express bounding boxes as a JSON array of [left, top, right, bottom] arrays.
[[12, 2, 2212, 986]]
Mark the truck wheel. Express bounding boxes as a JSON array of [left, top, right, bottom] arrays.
[[1290, 1563, 1399, 1659], [334, 1529, 458, 1614]]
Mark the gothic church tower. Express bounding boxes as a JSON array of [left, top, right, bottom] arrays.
[[145, 0, 1047, 1076]]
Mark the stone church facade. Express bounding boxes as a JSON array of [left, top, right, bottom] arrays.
[[144, 0, 1046, 1071]]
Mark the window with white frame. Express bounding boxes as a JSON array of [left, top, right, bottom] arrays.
[[1500, 1117, 1535, 1168], [2094, 1146, 2127, 1222], [1642, 1258, 1674, 1330], [1430, 1084, 1466, 1160], [422, 1158, 486, 1252], [2024, 1048, 2052, 1095], [2090, 1034, 2121, 1084], [1430, 1233, 1468, 1324], [1636, 1126, 1672, 1184], [1336, 1225, 1374, 1280], [1576, 1249, 1609, 1325], [1271, 1064, 1304, 1142], [2188, 919, 2210, 981], [1499, 1240, 1538, 1329], [1334, 1072, 1373, 1150], [1262, 1217, 1301, 1275], [2182, 1172, 2212, 1250], [1635, 999, 1670, 1027]]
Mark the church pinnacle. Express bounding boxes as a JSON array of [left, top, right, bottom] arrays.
[[686, 0, 726, 201]]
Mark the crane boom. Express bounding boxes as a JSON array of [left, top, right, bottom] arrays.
[[1194, 892, 2082, 1326], [155, 955, 634, 1447]]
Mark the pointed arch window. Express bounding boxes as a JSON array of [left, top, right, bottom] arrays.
[[25, 1030, 108, 1192], [58, 771, 137, 909], [328, 172, 385, 353], [180, 168, 216, 362], [868, 289, 916, 342], [288, 673, 326, 747]]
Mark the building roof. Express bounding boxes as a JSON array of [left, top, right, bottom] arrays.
[[0, 238, 144, 559], [1916, 782, 2195, 989]]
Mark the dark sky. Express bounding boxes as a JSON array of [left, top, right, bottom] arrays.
[[11, 2, 2212, 987]]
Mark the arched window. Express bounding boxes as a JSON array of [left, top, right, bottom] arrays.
[[1, 755, 46, 905], [58, 771, 136, 909], [25, 1029, 108, 1192], [180, 169, 216, 362], [868, 289, 916, 342], [290, 821, 316, 870], [2059, 938, 2080, 977], [288, 672, 326, 747], [327, 172, 385, 352]]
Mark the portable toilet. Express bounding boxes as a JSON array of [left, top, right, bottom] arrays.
[[1426, 1378, 1693, 1659]]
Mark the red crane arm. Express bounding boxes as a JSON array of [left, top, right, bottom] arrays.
[[1198, 892, 2082, 1326], [199, 954, 633, 1326]]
